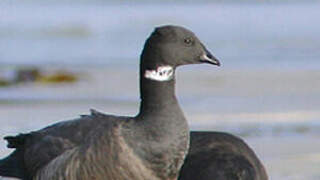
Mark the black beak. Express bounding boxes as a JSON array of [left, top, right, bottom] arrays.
[[200, 47, 220, 66]]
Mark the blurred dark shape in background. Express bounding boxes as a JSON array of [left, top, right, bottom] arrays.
[[0, 67, 78, 87]]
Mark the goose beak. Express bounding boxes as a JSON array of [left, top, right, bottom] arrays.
[[200, 48, 220, 66], [199, 44, 221, 66]]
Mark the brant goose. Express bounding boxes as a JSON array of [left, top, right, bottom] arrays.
[[0, 25, 220, 180], [179, 131, 268, 180]]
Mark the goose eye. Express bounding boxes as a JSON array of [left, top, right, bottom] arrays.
[[184, 37, 193, 45]]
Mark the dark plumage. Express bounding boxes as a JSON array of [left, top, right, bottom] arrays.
[[179, 131, 268, 180], [0, 25, 220, 180]]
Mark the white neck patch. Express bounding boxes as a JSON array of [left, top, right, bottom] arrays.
[[144, 65, 174, 81]]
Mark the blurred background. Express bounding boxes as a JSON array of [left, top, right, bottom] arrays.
[[1, 0, 320, 179]]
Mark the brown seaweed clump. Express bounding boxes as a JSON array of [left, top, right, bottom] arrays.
[[37, 71, 78, 84], [14, 68, 78, 84], [0, 67, 79, 88]]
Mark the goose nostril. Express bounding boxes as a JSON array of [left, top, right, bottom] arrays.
[[206, 53, 213, 59]]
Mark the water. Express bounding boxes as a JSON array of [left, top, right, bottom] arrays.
[[1, 1, 320, 69], [1, 1, 320, 179]]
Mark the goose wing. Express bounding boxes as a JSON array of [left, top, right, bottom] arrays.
[[1, 110, 110, 178]]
